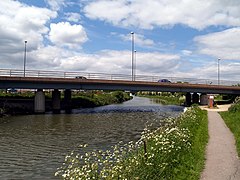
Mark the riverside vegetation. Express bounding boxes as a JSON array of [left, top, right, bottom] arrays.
[[55, 106, 208, 179], [220, 97, 240, 156], [138, 92, 185, 105], [0, 90, 132, 116]]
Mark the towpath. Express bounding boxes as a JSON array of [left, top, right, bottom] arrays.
[[200, 105, 240, 180]]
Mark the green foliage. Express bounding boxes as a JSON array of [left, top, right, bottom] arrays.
[[220, 103, 240, 156], [139, 93, 185, 105], [55, 107, 208, 179], [72, 91, 132, 108], [228, 104, 240, 113]]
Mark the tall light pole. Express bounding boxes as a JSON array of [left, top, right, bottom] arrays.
[[23, 40, 27, 77], [131, 32, 134, 81], [218, 58, 220, 85], [134, 50, 136, 81]]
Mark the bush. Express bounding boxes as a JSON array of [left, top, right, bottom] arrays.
[[228, 103, 240, 113]]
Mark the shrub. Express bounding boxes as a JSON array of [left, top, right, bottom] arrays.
[[228, 103, 240, 113]]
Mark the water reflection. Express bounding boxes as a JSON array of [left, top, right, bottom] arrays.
[[0, 96, 184, 179]]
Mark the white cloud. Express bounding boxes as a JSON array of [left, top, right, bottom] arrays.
[[59, 50, 180, 75], [44, 0, 65, 11], [48, 22, 88, 49], [0, 0, 56, 56], [83, 0, 240, 30], [181, 50, 192, 56], [64, 12, 81, 23], [194, 28, 240, 60], [120, 33, 155, 47]]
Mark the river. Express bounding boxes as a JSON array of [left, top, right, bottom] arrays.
[[0, 96, 184, 179]]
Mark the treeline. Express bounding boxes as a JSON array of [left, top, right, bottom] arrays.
[[71, 91, 132, 108]]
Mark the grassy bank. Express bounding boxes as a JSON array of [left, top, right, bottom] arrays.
[[71, 91, 132, 108], [0, 91, 132, 116], [55, 106, 208, 179], [138, 93, 185, 105], [220, 102, 240, 156]]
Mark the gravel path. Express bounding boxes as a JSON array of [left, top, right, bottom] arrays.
[[200, 110, 240, 180]]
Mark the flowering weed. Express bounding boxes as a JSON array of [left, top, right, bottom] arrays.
[[55, 107, 208, 179]]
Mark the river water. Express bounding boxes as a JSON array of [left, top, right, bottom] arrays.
[[0, 96, 184, 179]]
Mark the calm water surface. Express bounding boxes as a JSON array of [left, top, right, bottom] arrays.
[[0, 96, 184, 179]]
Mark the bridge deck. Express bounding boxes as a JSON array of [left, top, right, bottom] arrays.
[[0, 76, 240, 95]]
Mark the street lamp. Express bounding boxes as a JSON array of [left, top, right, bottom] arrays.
[[134, 50, 137, 81], [23, 40, 27, 77], [218, 58, 220, 85], [131, 32, 134, 81]]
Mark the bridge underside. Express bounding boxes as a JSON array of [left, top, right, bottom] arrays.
[[1, 77, 240, 113]]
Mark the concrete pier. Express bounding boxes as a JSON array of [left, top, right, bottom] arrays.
[[200, 93, 208, 105], [52, 89, 61, 114], [64, 89, 72, 113], [185, 92, 192, 106], [34, 89, 45, 113], [192, 92, 200, 104]]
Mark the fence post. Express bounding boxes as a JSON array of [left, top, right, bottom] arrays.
[[143, 140, 147, 160]]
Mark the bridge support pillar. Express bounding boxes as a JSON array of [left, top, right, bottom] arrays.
[[52, 89, 61, 114], [185, 92, 191, 106], [200, 93, 208, 105], [34, 89, 45, 113], [64, 89, 72, 113], [192, 93, 199, 104]]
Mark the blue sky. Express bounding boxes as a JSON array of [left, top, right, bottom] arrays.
[[1, 0, 240, 82]]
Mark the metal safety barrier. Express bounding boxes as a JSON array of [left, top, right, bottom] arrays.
[[0, 68, 239, 86]]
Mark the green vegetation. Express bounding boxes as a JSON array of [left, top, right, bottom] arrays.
[[220, 97, 240, 156], [138, 92, 185, 105], [55, 107, 208, 179], [0, 90, 132, 116], [214, 94, 236, 105], [71, 91, 132, 108], [0, 90, 35, 98]]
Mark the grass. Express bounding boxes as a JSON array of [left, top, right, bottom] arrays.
[[55, 106, 208, 179], [138, 93, 185, 105], [220, 103, 240, 156]]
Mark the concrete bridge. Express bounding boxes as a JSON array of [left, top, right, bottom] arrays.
[[1, 76, 240, 113], [0, 69, 240, 113]]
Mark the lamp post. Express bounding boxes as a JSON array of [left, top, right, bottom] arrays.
[[23, 40, 27, 77], [218, 58, 220, 85], [131, 32, 134, 81], [134, 50, 136, 81]]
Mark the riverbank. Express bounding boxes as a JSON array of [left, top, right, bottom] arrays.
[[55, 106, 208, 179], [138, 93, 185, 105], [0, 91, 132, 116], [220, 102, 240, 156]]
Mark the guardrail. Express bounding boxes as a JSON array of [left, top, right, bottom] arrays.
[[0, 69, 239, 86]]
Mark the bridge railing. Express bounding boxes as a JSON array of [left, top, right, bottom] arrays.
[[0, 69, 239, 86]]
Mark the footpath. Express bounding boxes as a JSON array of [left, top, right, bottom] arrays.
[[200, 105, 240, 180]]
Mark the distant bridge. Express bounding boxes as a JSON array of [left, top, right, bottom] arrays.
[[0, 69, 239, 113]]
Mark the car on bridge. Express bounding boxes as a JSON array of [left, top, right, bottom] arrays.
[[75, 76, 87, 79], [158, 79, 171, 83]]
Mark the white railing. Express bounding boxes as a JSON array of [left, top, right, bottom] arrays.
[[0, 69, 239, 86]]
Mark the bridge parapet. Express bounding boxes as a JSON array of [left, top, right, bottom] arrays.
[[0, 68, 239, 86]]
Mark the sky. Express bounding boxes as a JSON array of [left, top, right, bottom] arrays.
[[1, 0, 240, 82]]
